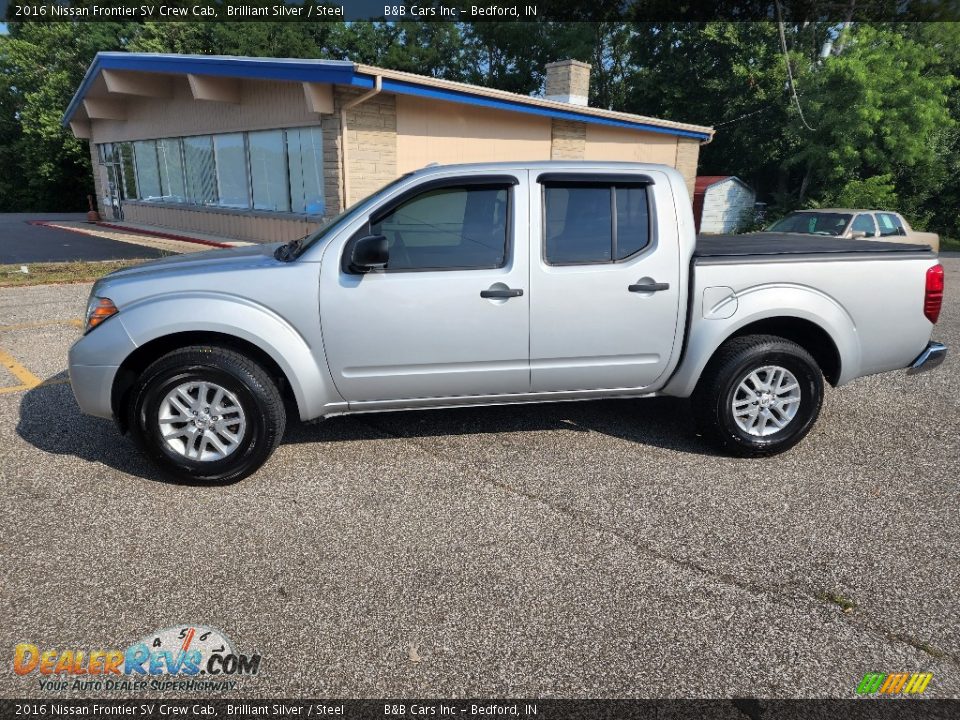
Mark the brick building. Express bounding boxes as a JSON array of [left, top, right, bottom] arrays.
[[64, 52, 714, 243]]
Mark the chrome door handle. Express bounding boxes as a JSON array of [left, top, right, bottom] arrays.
[[628, 282, 670, 293], [480, 288, 524, 299]]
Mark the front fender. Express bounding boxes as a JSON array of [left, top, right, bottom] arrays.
[[661, 283, 861, 398], [117, 292, 340, 420]]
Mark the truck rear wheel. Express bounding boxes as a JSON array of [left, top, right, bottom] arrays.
[[692, 334, 823, 457], [127, 346, 286, 483]]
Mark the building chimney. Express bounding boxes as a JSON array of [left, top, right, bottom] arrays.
[[544, 60, 591, 107]]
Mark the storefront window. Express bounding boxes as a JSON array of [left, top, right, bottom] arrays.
[[213, 133, 249, 208], [133, 140, 162, 200], [249, 130, 290, 212], [287, 126, 325, 215], [157, 138, 186, 202], [103, 125, 326, 216], [117, 143, 138, 200], [183, 135, 217, 206]]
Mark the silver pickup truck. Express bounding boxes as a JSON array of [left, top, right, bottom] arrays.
[[68, 162, 947, 483]]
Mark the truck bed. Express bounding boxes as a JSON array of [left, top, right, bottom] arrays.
[[694, 233, 932, 259]]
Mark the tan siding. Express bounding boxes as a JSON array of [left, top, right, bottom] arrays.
[[583, 125, 678, 165], [396, 96, 551, 174], [88, 79, 326, 144], [121, 202, 322, 243]]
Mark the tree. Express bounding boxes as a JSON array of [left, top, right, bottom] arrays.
[[791, 25, 953, 207], [626, 22, 956, 231], [0, 22, 134, 210]]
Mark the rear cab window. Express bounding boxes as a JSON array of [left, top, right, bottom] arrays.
[[541, 178, 651, 265]]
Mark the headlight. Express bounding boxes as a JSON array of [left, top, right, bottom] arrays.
[[85, 296, 119, 333]]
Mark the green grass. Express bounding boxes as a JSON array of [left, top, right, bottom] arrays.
[[0, 259, 150, 287], [939, 236, 960, 252]]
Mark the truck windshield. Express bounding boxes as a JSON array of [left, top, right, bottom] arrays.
[[282, 173, 413, 260], [768, 212, 853, 236]]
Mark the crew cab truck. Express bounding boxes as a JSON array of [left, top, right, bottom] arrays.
[[68, 162, 947, 483]]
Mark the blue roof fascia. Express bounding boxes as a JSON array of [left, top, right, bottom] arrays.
[[62, 52, 357, 127], [351, 73, 711, 141]]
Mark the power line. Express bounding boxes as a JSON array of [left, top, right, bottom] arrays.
[[714, 106, 774, 128], [775, 0, 817, 132]]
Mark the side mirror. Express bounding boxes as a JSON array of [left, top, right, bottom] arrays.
[[344, 234, 389, 273], [849, 230, 867, 239]]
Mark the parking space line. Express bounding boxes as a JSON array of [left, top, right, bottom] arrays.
[[0, 347, 41, 389], [0, 319, 80, 394]]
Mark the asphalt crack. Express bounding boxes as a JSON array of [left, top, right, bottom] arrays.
[[361, 417, 960, 670]]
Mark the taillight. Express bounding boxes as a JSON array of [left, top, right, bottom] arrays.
[[924, 264, 944, 324]]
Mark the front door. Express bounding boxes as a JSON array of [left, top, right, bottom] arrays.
[[98, 143, 124, 220], [528, 170, 681, 392], [319, 173, 529, 403]]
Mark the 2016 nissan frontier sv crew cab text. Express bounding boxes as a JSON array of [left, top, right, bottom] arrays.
[[68, 162, 947, 483]]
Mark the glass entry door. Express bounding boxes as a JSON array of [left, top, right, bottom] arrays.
[[98, 142, 139, 221]]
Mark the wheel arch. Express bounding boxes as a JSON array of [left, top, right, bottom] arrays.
[[112, 331, 300, 433], [662, 305, 856, 398], [725, 317, 841, 386]]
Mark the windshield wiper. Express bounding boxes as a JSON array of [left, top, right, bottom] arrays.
[[274, 235, 306, 262]]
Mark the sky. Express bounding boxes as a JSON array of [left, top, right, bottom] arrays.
[[0, 23, 8, 35]]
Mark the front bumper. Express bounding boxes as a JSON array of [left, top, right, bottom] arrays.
[[67, 315, 136, 419], [906, 341, 947, 375], [67, 362, 119, 419]]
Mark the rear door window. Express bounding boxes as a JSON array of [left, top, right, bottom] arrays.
[[543, 183, 650, 265]]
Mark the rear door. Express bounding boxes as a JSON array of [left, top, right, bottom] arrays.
[[319, 172, 530, 403], [528, 170, 681, 392]]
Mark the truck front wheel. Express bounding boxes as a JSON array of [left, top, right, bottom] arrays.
[[692, 334, 823, 457], [126, 345, 286, 483]]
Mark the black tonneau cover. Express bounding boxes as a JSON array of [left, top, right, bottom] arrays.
[[694, 232, 931, 258]]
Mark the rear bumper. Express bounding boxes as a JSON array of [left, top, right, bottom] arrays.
[[907, 341, 947, 375]]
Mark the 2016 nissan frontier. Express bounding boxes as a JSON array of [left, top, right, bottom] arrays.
[[68, 162, 947, 483]]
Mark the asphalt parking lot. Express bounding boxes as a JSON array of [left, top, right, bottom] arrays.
[[1, 259, 958, 700], [0, 214, 165, 263]]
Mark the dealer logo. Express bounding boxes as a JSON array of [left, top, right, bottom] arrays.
[[13, 624, 261, 690], [856, 672, 933, 696]]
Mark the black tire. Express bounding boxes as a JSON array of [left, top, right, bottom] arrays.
[[127, 345, 286, 483], [691, 334, 824, 457]]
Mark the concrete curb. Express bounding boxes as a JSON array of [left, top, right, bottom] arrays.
[[26, 220, 233, 250]]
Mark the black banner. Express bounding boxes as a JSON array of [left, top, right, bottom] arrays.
[[4, 0, 960, 23], [1, 700, 960, 720]]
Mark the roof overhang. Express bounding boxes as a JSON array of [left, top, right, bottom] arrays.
[[64, 52, 714, 143]]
